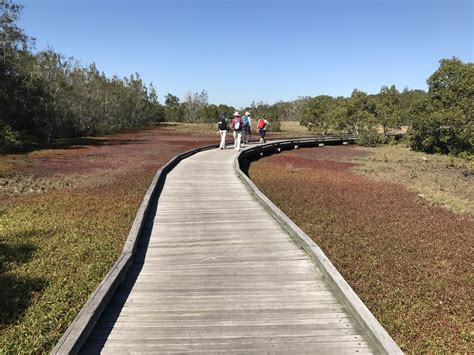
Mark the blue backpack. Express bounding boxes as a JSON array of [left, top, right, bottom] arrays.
[[242, 116, 249, 127]]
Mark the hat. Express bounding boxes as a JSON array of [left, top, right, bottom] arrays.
[[245, 111, 250, 116], [233, 111, 240, 116]]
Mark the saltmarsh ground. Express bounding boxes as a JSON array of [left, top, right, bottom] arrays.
[[1, 122, 472, 353], [249, 144, 473, 353], [0, 126, 215, 353]]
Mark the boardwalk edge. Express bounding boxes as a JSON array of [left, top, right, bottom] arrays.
[[51, 144, 218, 355], [235, 137, 403, 355]]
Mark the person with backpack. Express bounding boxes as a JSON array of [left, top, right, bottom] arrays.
[[257, 116, 269, 144], [241, 111, 252, 145], [217, 112, 228, 149], [231, 111, 243, 151]]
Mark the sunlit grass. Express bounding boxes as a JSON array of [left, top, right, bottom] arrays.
[[345, 145, 473, 216]]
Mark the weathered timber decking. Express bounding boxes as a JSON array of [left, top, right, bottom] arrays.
[[80, 147, 375, 354]]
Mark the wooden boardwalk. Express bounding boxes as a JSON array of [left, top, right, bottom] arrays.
[[80, 147, 375, 354]]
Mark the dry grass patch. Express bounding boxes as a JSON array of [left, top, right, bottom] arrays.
[[159, 122, 216, 134], [345, 145, 473, 215], [279, 121, 312, 135], [0, 174, 74, 196], [295, 144, 473, 215]]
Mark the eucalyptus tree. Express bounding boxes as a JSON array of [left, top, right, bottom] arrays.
[[393, 88, 427, 128], [202, 104, 219, 123], [183, 90, 208, 123], [0, 0, 30, 63], [342, 90, 377, 134], [300, 95, 336, 134], [0, 0, 33, 150], [376, 85, 402, 134], [282, 97, 312, 122], [164, 93, 182, 122], [29, 49, 80, 140]]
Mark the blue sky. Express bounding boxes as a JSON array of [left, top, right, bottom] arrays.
[[18, 0, 473, 108]]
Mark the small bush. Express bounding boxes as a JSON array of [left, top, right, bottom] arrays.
[[357, 127, 383, 147], [457, 151, 473, 162], [0, 124, 22, 153], [385, 136, 398, 145]]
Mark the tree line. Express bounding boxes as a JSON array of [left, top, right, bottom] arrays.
[[260, 58, 472, 155], [1, 1, 472, 155], [0, 0, 241, 152], [1, 1, 172, 152], [162, 93, 283, 132]]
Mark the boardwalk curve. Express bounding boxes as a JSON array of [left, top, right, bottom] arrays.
[[54, 138, 401, 354]]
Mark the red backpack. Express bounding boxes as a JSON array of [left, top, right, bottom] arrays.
[[257, 118, 265, 129]]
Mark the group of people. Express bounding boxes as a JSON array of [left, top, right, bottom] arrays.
[[217, 111, 269, 151]]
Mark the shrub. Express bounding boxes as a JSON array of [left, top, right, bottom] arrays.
[[409, 109, 473, 155], [0, 123, 22, 152], [357, 126, 383, 147]]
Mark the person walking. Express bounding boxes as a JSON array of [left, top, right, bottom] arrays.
[[231, 111, 243, 151], [217, 112, 228, 149], [257, 116, 269, 144], [242, 111, 252, 145]]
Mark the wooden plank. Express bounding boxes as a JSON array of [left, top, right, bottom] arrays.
[[82, 337, 372, 350], [88, 332, 365, 341], [87, 349, 373, 355], [99, 319, 354, 328]]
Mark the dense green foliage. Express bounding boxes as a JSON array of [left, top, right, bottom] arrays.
[[409, 58, 473, 154], [264, 87, 422, 136], [356, 126, 383, 147], [261, 59, 472, 154]]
